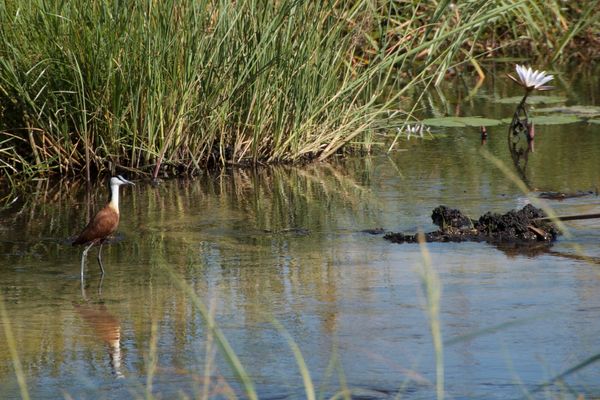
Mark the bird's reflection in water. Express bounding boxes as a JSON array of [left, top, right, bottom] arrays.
[[75, 278, 124, 378]]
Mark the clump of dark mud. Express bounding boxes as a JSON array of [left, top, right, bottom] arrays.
[[384, 204, 560, 245], [431, 205, 474, 229]]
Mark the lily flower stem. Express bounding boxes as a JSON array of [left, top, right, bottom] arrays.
[[516, 90, 531, 119], [508, 90, 531, 140]]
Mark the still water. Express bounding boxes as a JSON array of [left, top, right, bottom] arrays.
[[1, 74, 600, 399]]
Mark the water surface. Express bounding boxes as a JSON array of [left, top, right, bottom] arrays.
[[1, 70, 600, 399]]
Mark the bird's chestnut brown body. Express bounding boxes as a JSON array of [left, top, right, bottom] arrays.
[[73, 204, 120, 246]]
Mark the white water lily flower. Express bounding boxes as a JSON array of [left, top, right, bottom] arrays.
[[398, 123, 430, 139], [508, 64, 554, 91]]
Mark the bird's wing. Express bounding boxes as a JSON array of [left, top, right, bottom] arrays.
[[73, 207, 120, 245]]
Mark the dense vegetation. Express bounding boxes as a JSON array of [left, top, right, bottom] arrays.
[[0, 0, 598, 182]]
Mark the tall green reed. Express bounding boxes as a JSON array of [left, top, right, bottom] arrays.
[[1, 0, 365, 178], [166, 270, 258, 400], [417, 234, 444, 400], [0, 295, 30, 400], [5, 0, 586, 182]]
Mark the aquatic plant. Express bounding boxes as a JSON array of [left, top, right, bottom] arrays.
[[507, 65, 554, 144], [507, 65, 554, 91], [0, 296, 30, 400], [397, 124, 431, 140], [416, 237, 444, 400]]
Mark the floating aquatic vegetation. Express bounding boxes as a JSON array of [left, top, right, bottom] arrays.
[[502, 115, 581, 125], [529, 115, 582, 125], [535, 105, 600, 118], [495, 95, 567, 105], [421, 116, 503, 127]]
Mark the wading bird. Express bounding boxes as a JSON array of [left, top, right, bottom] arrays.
[[73, 176, 135, 278]]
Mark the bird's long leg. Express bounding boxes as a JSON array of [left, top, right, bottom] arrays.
[[81, 242, 95, 281], [97, 242, 105, 275], [98, 273, 105, 296]]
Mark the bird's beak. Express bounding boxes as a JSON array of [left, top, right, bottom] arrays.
[[117, 175, 135, 185]]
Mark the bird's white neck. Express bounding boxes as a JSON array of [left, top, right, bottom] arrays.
[[109, 183, 120, 213]]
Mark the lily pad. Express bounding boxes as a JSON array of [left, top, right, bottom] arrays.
[[500, 115, 581, 125], [420, 118, 464, 127], [530, 115, 581, 125], [495, 95, 567, 105], [536, 105, 600, 117], [421, 116, 503, 127]]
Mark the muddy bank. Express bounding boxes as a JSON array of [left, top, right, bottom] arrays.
[[384, 204, 560, 245]]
